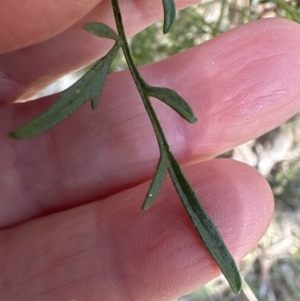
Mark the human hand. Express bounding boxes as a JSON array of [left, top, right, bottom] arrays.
[[1, 1, 300, 300]]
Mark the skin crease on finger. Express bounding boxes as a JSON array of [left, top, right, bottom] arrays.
[[0, 0, 198, 102], [0, 159, 274, 301], [0, 18, 300, 228]]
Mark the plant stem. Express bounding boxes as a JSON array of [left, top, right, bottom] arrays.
[[111, 0, 242, 293], [111, 0, 169, 153]]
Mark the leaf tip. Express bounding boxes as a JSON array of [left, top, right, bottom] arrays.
[[8, 126, 32, 139], [83, 22, 118, 41], [162, 26, 170, 35], [225, 262, 242, 294], [8, 129, 35, 140], [141, 195, 154, 211], [83, 23, 92, 32], [8, 131, 20, 139], [141, 203, 149, 211], [163, 20, 174, 34], [232, 280, 242, 294]]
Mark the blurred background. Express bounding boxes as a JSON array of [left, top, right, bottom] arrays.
[[36, 1, 300, 300]]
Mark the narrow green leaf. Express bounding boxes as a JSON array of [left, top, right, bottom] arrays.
[[162, 0, 176, 34], [84, 22, 119, 41], [10, 44, 120, 139], [147, 85, 197, 124], [89, 43, 120, 110], [167, 153, 242, 294], [141, 154, 168, 210]]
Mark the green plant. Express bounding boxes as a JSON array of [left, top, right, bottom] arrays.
[[9, 0, 243, 294]]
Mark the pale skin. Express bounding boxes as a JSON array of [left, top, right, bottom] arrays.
[[1, 1, 300, 300]]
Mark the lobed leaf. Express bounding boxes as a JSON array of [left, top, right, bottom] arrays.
[[10, 43, 120, 139], [162, 0, 176, 34], [84, 22, 119, 41], [167, 153, 242, 294], [141, 154, 168, 210], [147, 85, 197, 124]]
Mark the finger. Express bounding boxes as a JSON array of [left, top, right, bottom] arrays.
[[0, 0, 196, 103], [0, 159, 274, 301], [0, 0, 102, 54], [1, 18, 300, 228]]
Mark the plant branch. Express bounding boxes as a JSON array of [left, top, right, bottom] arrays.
[[111, 0, 169, 153], [8, 0, 243, 294], [111, 0, 242, 293]]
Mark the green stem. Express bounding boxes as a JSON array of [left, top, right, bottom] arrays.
[[111, 0, 170, 152]]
